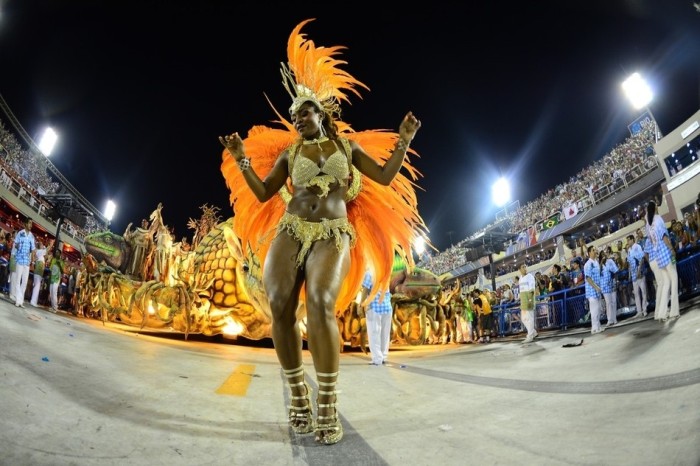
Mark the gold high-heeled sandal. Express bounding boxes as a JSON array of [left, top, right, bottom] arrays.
[[283, 366, 314, 434], [314, 371, 343, 445]]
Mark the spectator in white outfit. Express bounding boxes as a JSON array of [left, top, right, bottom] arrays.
[[30, 240, 47, 307], [49, 255, 63, 312], [8, 235, 17, 301], [361, 271, 393, 366], [645, 201, 679, 321], [599, 250, 619, 326], [11, 218, 36, 308], [518, 264, 537, 343], [626, 234, 648, 318], [584, 245, 605, 334]]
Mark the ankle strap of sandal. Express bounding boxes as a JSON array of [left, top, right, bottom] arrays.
[[283, 366, 304, 378], [317, 371, 338, 396], [283, 366, 308, 394]]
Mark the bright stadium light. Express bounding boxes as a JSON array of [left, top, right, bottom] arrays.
[[622, 72, 653, 110], [414, 235, 426, 255], [491, 177, 511, 207], [38, 127, 58, 156], [104, 200, 117, 222], [622, 72, 661, 142]]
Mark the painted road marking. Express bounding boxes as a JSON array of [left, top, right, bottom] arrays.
[[216, 364, 256, 396]]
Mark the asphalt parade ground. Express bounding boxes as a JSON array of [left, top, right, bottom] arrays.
[[1, 296, 699, 466]]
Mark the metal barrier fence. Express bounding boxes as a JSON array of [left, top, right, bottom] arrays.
[[491, 248, 700, 337]]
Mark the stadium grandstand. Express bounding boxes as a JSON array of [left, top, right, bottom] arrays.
[[0, 93, 109, 265], [419, 119, 664, 289], [416, 108, 700, 339]]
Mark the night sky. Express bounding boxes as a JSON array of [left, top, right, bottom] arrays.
[[0, 0, 698, 251]]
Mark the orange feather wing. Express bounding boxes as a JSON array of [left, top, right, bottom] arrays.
[[220, 18, 430, 315]]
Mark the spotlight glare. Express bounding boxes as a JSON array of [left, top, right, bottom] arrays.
[[491, 177, 511, 207], [104, 200, 116, 221], [38, 127, 58, 156], [622, 72, 653, 110]]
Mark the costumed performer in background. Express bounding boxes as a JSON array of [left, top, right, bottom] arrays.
[[218, 19, 427, 445]]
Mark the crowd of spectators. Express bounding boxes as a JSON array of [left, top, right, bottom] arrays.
[[0, 120, 60, 195], [491, 248, 556, 277], [420, 120, 658, 276], [0, 118, 103, 236]]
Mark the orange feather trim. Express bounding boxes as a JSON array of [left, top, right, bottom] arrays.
[[220, 124, 429, 314]]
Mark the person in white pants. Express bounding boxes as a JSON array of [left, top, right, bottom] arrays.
[[361, 271, 393, 366], [646, 201, 680, 322], [518, 264, 537, 343], [11, 219, 36, 308], [29, 241, 47, 307], [583, 245, 605, 334], [626, 234, 648, 318], [49, 255, 63, 312], [645, 238, 669, 321], [645, 201, 676, 321], [666, 260, 680, 319], [8, 248, 16, 301], [599, 251, 619, 326], [453, 295, 471, 343]]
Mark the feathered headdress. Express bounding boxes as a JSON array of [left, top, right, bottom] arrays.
[[221, 18, 430, 313], [281, 19, 369, 118]]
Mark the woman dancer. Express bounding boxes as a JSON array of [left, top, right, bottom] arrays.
[[218, 19, 426, 445]]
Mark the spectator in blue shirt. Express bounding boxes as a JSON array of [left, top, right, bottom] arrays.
[[599, 250, 619, 326], [626, 234, 648, 318], [0, 250, 9, 293], [361, 271, 393, 366], [569, 257, 585, 295], [11, 218, 35, 308], [583, 245, 604, 334], [645, 201, 678, 321]]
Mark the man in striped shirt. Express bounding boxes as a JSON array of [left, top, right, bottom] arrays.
[[361, 271, 393, 366], [11, 218, 36, 308], [583, 245, 604, 334], [626, 234, 648, 318]]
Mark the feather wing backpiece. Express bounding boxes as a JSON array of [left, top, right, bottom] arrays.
[[220, 19, 429, 314]]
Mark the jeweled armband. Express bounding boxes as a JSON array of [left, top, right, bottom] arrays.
[[237, 157, 251, 171], [395, 138, 410, 153]]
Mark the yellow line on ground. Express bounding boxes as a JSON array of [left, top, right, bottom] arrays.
[[215, 364, 256, 396]]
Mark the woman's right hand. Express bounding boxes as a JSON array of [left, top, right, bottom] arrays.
[[218, 132, 245, 161], [398, 111, 421, 143]]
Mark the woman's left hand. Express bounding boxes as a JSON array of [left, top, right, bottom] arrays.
[[399, 111, 421, 143]]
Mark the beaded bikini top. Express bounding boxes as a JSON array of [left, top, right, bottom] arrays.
[[290, 141, 350, 198]]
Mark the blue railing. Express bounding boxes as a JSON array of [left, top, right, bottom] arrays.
[[491, 248, 700, 337]]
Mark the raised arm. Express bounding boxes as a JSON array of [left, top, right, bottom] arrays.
[[352, 112, 421, 186], [219, 132, 290, 202]]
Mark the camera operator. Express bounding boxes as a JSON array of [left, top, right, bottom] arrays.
[[549, 263, 570, 293]]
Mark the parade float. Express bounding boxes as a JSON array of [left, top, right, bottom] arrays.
[[79, 203, 450, 347]]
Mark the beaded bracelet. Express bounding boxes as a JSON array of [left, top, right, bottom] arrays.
[[237, 157, 251, 171], [395, 138, 410, 153]]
